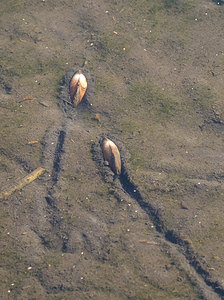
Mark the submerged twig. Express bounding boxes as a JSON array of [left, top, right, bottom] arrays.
[[18, 98, 36, 103], [0, 167, 45, 199]]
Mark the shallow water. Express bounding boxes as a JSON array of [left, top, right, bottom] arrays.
[[1, 0, 224, 299]]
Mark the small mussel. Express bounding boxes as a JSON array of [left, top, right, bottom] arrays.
[[69, 70, 87, 107], [102, 138, 121, 175]]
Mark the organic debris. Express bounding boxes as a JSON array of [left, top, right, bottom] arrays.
[[0, 167, 45, 199]]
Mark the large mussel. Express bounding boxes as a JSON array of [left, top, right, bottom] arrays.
[[69, 70, 87, 107], [101, 138, 121, 175]]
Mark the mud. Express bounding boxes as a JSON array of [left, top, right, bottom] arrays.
[[1, 0, 224, 299], [93, 134, 224, 299]]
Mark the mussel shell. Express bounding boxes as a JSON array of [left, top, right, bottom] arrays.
[[70, 70, 87, 107], [102, 138, 121, 175]]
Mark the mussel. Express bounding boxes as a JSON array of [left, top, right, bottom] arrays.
[[102, 138, 121, 175], [69, 70, 87, 107]]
